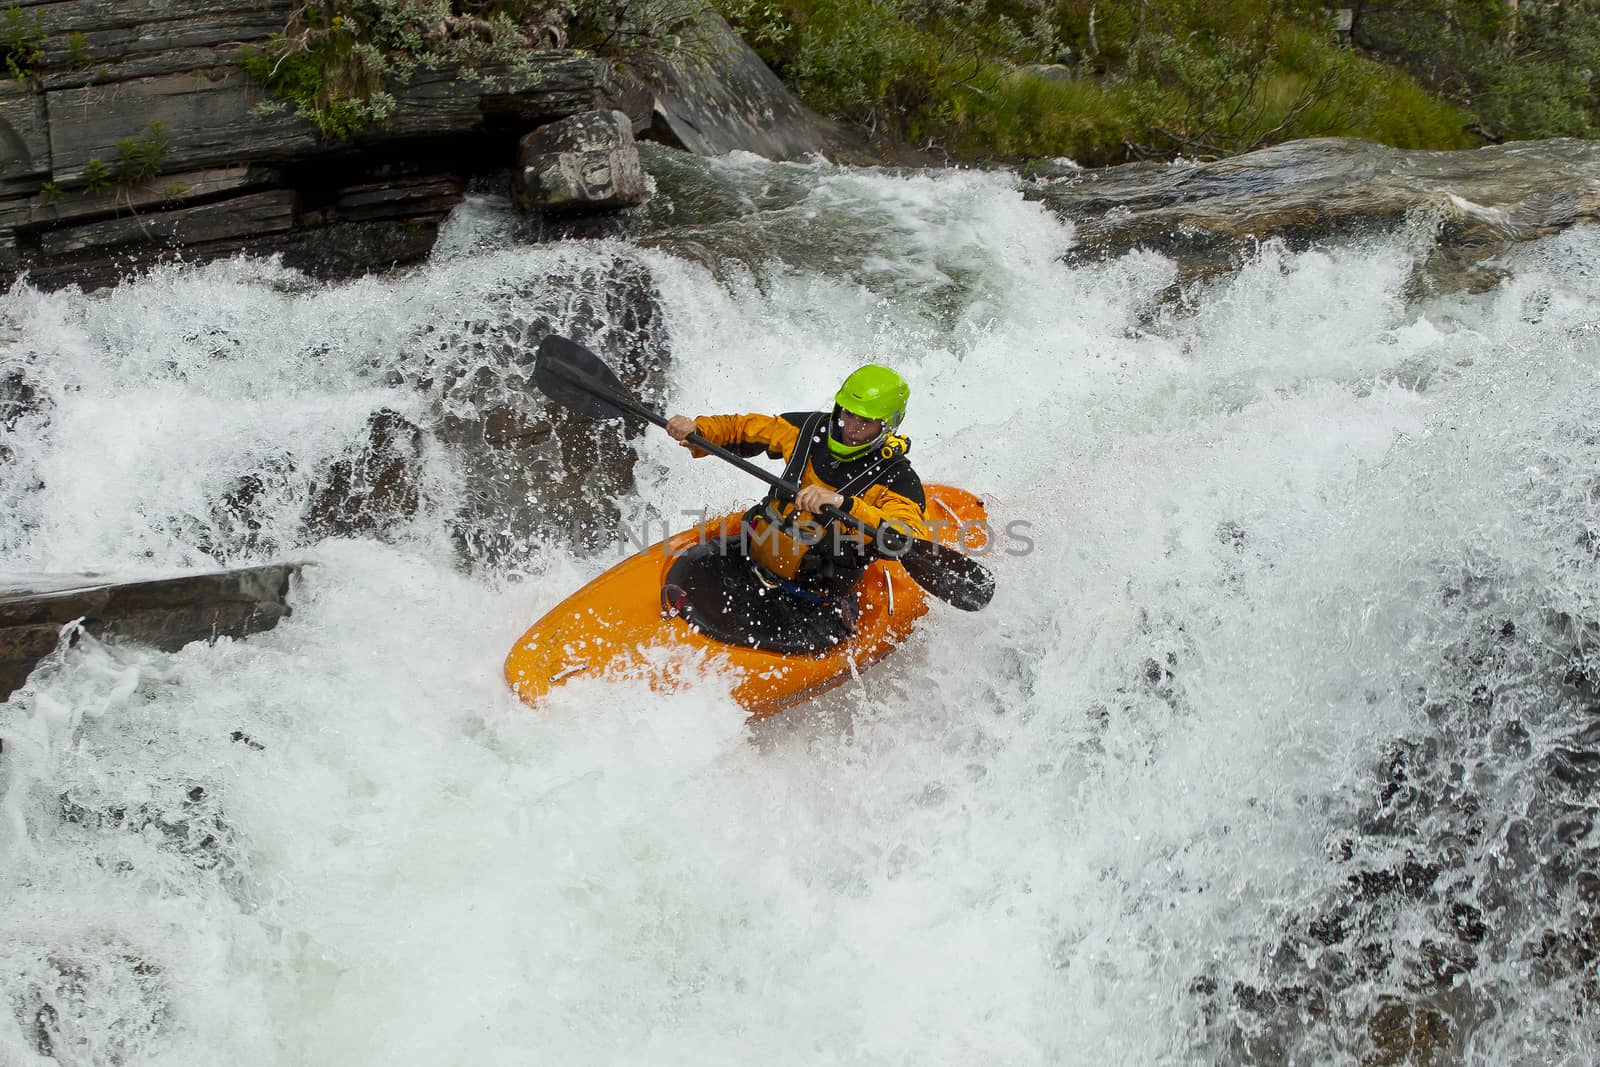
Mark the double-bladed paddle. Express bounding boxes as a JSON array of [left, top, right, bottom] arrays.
[[532, 334, 996, 612]]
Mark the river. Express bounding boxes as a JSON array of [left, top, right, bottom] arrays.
[[1, 145, 1597, 1065]]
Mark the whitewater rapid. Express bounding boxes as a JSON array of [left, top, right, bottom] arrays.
[[2, 151, 1598, 1065]]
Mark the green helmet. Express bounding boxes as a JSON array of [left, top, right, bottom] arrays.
[[827, 364, 909, 460]]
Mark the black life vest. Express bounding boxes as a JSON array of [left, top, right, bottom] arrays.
[[741, 412, 911, 582]]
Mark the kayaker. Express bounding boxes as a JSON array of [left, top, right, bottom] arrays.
[[662, 364, 929, 653]]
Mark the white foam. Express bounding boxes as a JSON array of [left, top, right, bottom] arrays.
[[2, 165, 1597, 1062]]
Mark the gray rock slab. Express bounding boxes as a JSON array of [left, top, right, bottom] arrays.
[[476, 55, 630, 123], [37, 9, 284, 69], [382, 56, 618, 138], [13, 0, 291, 33], [0, 561, 303, 702], [46, 70, 315, 183], [41, 47, 267, 90], [633, 10, 830, 160], [13, 165, 266, 226], [324, 176, 463, 224], [39, 188, 296, 255], [0, 82, 50, 184], [1025, 136, 1600, 291]]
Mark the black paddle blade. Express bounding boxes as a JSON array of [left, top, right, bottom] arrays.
[[533, 334, 630, 420], [900, 539, 996, 612]]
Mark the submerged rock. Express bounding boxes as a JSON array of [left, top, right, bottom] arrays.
[[303, 409, 425, 542], [393, 255, 671, 569], [9, 938, 169, 1063], [1200, 606, 1600, 1062], [0, 367, 46, 428], [0, 364, 50, 468]]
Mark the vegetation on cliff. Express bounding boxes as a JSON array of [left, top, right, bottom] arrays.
[[233, 0, 1597, 162], [240, 0, 696, 137], [716, 0, 1600, 164]]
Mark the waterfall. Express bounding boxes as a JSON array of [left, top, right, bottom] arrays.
[[1, 146, 1597, 1065]]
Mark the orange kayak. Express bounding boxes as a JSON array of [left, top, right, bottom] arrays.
[[505, 485, 990, 719]]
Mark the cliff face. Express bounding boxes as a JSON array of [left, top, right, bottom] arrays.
[[0, 0, 635, 290], [0, 2, 835, 292]]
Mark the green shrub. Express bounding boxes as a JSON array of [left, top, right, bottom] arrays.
[[2, 5, 43, 79], [1345, 67, 1473, 149], [942, 67, 1138, 165], [716, 0, 1483, 163], [789, 0, 937, 123], [113, 122, 174, 184], [1352, 0, 1599, 141], [241, 28, 392, 139], [83, 157, 110, 195]]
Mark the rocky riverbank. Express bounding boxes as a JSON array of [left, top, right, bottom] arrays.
[[0, 1, 837, 291]]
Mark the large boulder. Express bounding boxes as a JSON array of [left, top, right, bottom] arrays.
[[513, 109, 648, 214], [411, 257, 671, 568], [630, 10, 834, 161]]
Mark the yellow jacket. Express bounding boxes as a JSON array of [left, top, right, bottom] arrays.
[[692, 411, 929, 584]]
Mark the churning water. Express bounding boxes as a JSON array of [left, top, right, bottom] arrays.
[[1, 147, 1597, 1065]]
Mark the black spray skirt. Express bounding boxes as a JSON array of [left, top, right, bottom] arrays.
[[662, 538, 859, 655]]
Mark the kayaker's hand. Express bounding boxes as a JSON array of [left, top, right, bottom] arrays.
[[666, 415, 707, 457], [795, 485, 844, 514]]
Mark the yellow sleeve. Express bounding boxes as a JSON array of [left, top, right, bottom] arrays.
[[847, 485, 930, 539], [691, 414, 802, 460]]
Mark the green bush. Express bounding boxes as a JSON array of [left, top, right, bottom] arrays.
[[789, 0, 937, 123], [2, 5, 43, 79], [241, 27, 393, 139], [716, 0, 1486, 163], [1353, 0, 1600, 141], [942, 68, 1139, 165], [113, 122, 174, 184]]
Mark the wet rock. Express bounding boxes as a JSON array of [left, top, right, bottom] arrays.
[[398, 256, 670, 569], [57, 784, 234, 872], [1024, 137, 1600, 294], [1215, 520, 1247, 549], [513, 109, 648, 215], [1208, 599, 1600, 1059], [230, 729, 264, 750], [0, 562, 300, 700], [10, 941, 169, 1064], [0, 364, 51, 467], [0, 367, 46, 428], [303, 409, 424, 542], [629, 10, 834, 161], [1367, 997, 1451, 1067], [199, 458, 297, 561]]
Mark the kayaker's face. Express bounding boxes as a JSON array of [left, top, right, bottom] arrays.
[[838, 410, 884, 445]]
